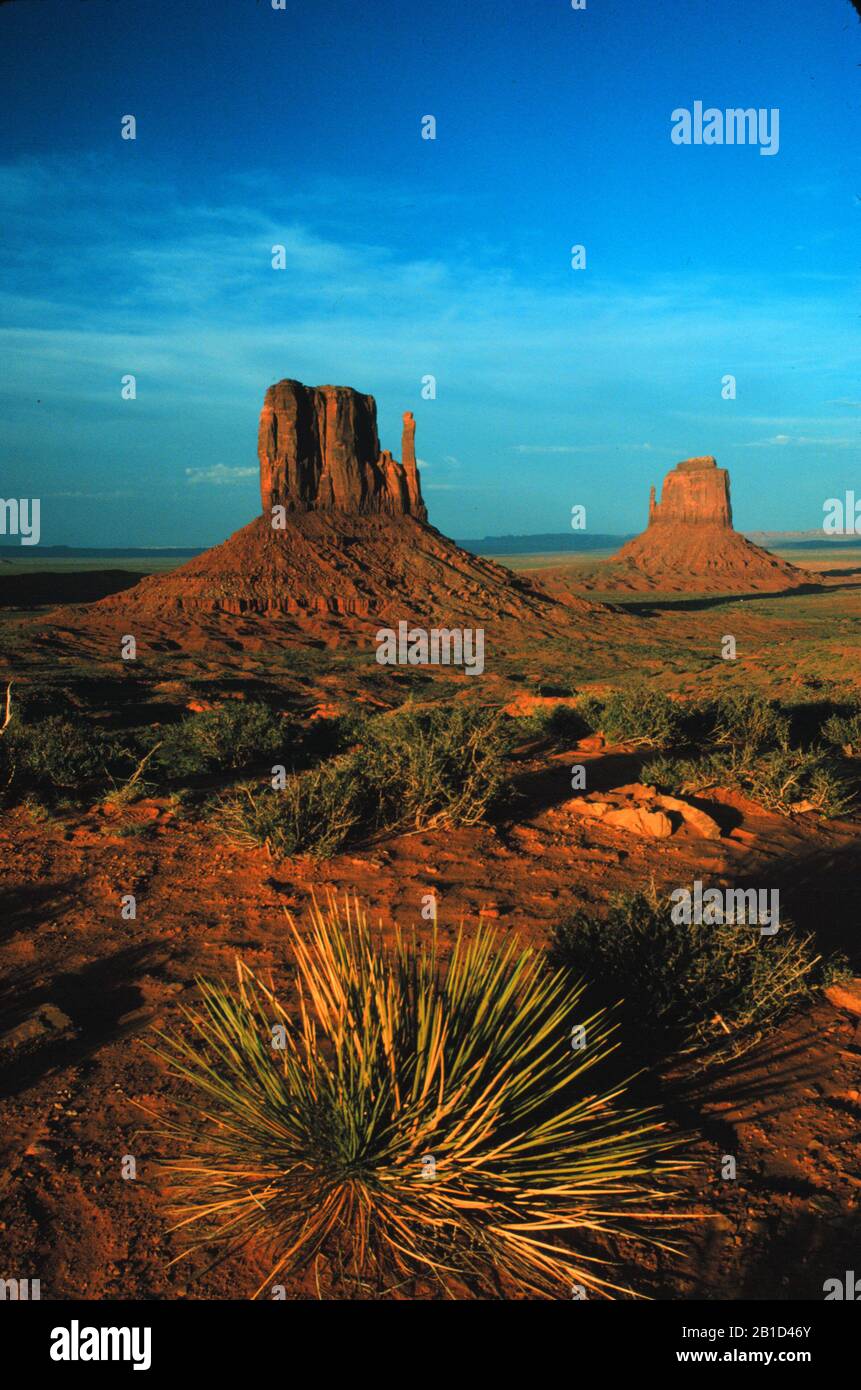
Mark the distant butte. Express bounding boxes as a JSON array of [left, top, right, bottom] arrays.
[[605, 455, 811, 593]]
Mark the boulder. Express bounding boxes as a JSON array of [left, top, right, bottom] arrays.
[[563, 782, 721, 840]]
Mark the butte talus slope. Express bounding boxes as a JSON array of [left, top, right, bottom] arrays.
[[58, 379, 604, 642], [601, 456, 810, 594]]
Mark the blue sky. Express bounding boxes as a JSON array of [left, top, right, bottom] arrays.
[[0, 0, 858, 545]]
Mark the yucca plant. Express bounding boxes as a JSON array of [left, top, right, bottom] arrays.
[[147, 897, 685, 1299]]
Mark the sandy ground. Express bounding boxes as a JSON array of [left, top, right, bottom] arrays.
[[0, 553, 860, 1300]]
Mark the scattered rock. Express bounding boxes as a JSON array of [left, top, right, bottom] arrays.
[[0, 1004, 77, 1057], [563, 781, 721, 840], [824, 979, 861, 1019]]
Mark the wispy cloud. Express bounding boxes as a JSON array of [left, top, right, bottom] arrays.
[[2, 154, 859, 537], [513, 443, 659, 455], [745, 434, 857, 448], [185, 465, 258, 485]]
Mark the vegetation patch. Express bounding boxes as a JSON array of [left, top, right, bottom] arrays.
[[148, 896, 684, 1298], [209, 703, 511, 858], [550, 888, 830, 1061]]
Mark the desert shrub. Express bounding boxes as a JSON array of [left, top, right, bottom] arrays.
[[821, 707, 861, 757], [550, 889, 824, 1061], [148, 896, 683, 1298], [358, 703, 510, 829], [146, 701, 289, 778], [643, 729, 856, 821], [820, 952, 854, 987], [2, 715, 124, 796], [511, 702, 592, 744], [209, 705, 511, 858], [733, 747, 856, 818], [640, 754, 710, 794], [209, 761, 369, 859], [704, 691, 790, 754], [578, 687, 684, 749]]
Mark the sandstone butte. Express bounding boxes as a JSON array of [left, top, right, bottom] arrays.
[[607, 456, 810, 593], [258, 381, 427, 522], [67, 379, 601, 636]]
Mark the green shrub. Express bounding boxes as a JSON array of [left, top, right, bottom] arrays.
[[640, 754, 710, 795], [550, 889, 824, 1061], [820, 952, 854, 987], [209, 704, 511, 858], [822, 708, 861, 757], [147, 701, 289, 778], [2, 715, 123, 795], [579, 687, 684, 749], [510, 702, 592, 744], [209, 760, 368, 859], [643, 732, 856, 821], [147, 896, 684, 1298], [734, 746, 856, 818], [706, 692, 790, 754], [358, 703, 510, 830]]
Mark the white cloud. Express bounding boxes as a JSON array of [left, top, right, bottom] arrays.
[[185, 464, 257, 485], [744, 434, 856, 448]]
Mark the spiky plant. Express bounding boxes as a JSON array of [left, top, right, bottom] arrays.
[[147, 897, 685, 1299]]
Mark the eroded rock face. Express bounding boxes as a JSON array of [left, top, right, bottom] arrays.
[[648, 456, 732, 528], [258, 379, 427, 520]]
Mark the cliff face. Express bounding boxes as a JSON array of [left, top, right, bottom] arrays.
[[258, 380, 427, 521], [647, 456, 732, 528]]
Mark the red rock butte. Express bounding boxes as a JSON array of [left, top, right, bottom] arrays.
[[609, 455, 809, 594], [647, 456, 732, 529], [259, 380, 426, 521], [59, 378, 604, 641]]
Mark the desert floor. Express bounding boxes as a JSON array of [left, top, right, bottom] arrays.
[[0, 550, 859, 1300]]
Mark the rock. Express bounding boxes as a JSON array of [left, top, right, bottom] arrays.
[[602, 806, 673, 838], [564, 783, 720, 840], [576, 733, 605, 751], [824, 980, 861, 1019], [258, 379, 427, 519], [609, 456, 809, 594], [648, 456, 732, 529], [401, 411, 424, 519], [652, 791, 722, 839], [566, 799, 612, 821], [61, 375, 605, 632], [0, 1004, 77, 1056]]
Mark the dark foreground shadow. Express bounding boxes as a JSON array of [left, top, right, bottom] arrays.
[[0, 944, 168, 1098]]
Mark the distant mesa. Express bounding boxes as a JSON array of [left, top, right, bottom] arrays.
[[606, 455, 810, 594]]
